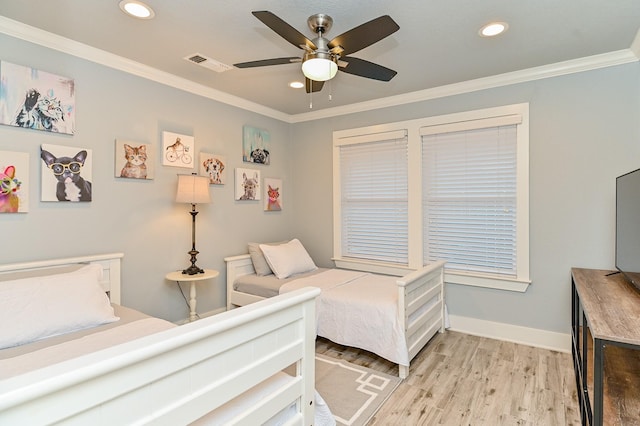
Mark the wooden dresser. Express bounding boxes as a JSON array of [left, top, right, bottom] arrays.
[[571, 268, 640, 425]]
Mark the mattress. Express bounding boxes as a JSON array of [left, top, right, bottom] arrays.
[[0, 304, 175, 379], [233, 267, 328, 298]]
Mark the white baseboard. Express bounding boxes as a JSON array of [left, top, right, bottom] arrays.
[[448, 314, 571, 353]]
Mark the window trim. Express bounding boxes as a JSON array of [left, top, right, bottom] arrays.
[[333, 103, 530, 292]]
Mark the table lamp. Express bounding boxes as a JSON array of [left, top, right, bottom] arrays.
[[175, 173, 210, 274]]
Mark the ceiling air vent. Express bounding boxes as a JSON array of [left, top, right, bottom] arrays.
[[184, 53, 233, 73]]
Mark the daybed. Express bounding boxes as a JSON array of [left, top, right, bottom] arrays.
[[0, 253, 324, 425], [225, 239, 446, 379]]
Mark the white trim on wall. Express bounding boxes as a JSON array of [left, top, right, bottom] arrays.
[[0, 16, 638, 124]]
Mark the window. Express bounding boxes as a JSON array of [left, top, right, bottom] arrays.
[[333, 104, 529, 291], [334, 130, 409, 266], [422, 124, 517, 277]]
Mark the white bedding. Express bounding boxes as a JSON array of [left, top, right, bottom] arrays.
[[0, 318, 175, 380], [280, 269, 409, 366]]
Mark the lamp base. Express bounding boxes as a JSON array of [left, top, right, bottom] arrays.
[[182, 249, 204, 275]]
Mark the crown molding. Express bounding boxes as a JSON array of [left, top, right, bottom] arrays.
[[1, 16, 637, 125], [0, 16, 290, 123], [290, 49, 639, 123]]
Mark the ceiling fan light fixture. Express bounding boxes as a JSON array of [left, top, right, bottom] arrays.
[[302, 53, 338, 82], [119, 0, 155, 19]]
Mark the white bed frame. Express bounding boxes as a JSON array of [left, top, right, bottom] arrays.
[[225, 254, 446, 378], [0, 253, 320, 425]]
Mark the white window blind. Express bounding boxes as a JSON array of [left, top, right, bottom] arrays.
[[339, 134, 409, 265], [422, 125, 518, 277]]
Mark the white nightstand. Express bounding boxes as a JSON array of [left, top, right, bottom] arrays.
[[165, 269, 219, 322]]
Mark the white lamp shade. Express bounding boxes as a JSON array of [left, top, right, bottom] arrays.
[[302, 58, 338, 82], [176, 174, 210, 204]]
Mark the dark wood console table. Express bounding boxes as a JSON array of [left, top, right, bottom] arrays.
[[571, 268, 640, 425]]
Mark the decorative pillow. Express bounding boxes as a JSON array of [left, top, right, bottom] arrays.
[[259, 239, 317, 279], [0, 264, 119, 349], [248, 241, 286, 276]]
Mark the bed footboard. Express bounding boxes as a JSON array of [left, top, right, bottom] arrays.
[[397, 260, 446, 379], [0, 287, 321, 425]]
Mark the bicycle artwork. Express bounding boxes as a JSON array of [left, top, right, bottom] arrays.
[[162, 131, 194, 168]]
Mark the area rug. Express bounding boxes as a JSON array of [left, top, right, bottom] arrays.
[[315, 354, 401, 426]]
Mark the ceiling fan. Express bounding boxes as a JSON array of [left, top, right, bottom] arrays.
[[234, 11, 400, 93]]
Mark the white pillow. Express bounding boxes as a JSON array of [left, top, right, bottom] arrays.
[[248, 241, 286, 276], [260, 239, 317, 279], [0, 264, 119, 349]]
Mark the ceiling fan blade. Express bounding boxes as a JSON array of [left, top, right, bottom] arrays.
[[252, 11, 317, 51], [234, 57, 301, 68], [305, 78, 324, 93], [328, 15, 399, 57], [339, 56, 397, 81]]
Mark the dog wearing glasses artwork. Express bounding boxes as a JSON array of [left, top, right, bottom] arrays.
[[40, 147, 92, 202]]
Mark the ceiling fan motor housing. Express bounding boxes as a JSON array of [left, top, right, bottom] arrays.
[[307, 14, 333, 35]]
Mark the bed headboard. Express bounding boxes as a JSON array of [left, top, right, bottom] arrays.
[[0, 253, 124, 304]]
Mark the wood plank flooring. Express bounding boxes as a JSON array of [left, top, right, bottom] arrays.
[[315, 331, 581, 425]]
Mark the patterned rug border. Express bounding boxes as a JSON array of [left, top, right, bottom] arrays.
[[315, 353, 402, 426]]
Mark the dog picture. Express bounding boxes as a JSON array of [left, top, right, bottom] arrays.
[[235, 168, 260, 201], [40, 144, 92, 202], [200, 153, 226, 185], [249, 148, 270, 164], [242, 125, 271, 165]]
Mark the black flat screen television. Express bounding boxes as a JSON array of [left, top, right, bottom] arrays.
[[616, 168, 640, 292]]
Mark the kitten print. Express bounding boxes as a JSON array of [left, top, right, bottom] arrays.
[[120, 144, 148, 179], [266, 185, 281, 211], [0, 165, 21, 213], [41, 149, 92, 202], [14, 89, 65, 132]]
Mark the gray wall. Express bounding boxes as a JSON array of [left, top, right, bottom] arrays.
[[2, 32, 640, 334], [291, 63, 640, 334], [0, 34, 297, 322]]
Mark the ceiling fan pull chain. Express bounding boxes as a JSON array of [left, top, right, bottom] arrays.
[[328, 79, 332, 101], [309, 91, 313, 109]]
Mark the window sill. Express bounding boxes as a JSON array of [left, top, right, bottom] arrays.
[[333, 258, 530, 292], [445, 271, 531, 292]]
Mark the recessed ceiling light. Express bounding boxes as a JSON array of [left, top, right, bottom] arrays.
[[479, 22, 508, 37], [119, 1, 155, 19], [289, 81, 304, 89]]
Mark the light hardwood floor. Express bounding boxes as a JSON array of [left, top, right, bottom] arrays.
[[316, 331, 581, 425]]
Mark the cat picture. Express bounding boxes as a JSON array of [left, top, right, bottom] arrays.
[[264, 178, 282, 211], [0, 61, 75, 134], [41, 146, 92, 202], [0, 151, 29, 212], [14, 88, 65, 133], [0, 165, 21, 213], [120, 144, 148, 179], [114, 140, 153, 180]]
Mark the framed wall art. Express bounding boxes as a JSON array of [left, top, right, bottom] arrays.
[[40, 143, 92, 202], [114, 140, 154, 180], [242, 125, 270, 165], [0, 61, 75, 134], [0, 150, 29, 213], [264, 178, 282, 211], [162, 131, 194, 168], [200, 152, 226, 185], [235, 168, 260, 201]]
